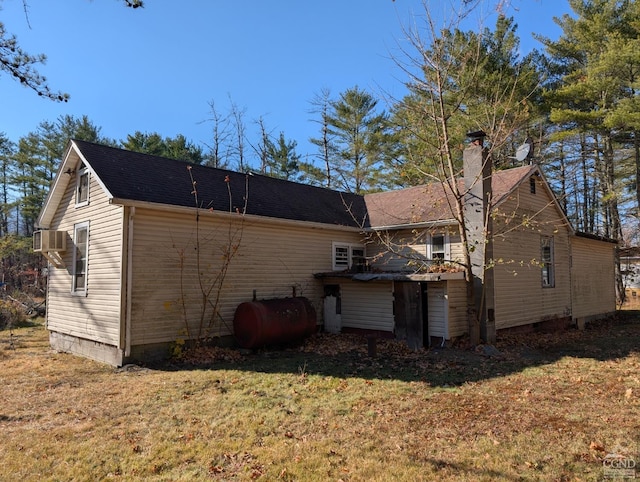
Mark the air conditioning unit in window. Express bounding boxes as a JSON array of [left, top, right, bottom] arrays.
[[33, 230, 66, 252]]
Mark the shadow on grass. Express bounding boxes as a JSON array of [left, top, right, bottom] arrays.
[[156, 313, 640, 388], [422, 458, 526, 482]]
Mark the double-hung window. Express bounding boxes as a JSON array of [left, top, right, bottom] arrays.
[[541, 236, 554, 288], [332, 242, 365, 271], [72, 222, 89, 294], [427, 233, 450, 263], [75, 162, 89, 206]]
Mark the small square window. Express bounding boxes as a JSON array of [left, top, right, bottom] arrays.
[[428, 233, 449, 263], [332, 243, 365, 271]]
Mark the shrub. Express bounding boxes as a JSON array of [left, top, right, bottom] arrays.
[[0, 300, 26, 330]]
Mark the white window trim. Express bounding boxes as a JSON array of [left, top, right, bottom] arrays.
[[72, 221, 89, 295], [427, 232, 450, 262], [332, 242, 365, 271], [75, 163, 90, 207], [541, 235, 555, 288]]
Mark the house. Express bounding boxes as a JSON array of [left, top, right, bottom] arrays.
[[620, 247, 640, 309], [35, 140, 617, 365]]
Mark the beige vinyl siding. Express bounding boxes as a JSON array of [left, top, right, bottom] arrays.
[[45, 170, 124, 346], [448, 232, 464, 266], [368, 227, 461, 271], [427, 282, 447, 338], [129, 208, 363, 345], [491, 179, 572, 329], [368, 229, 427, 271], [446, 279, 467, 337], [339, 281, 394, 332], [570, 236, 616, 319]]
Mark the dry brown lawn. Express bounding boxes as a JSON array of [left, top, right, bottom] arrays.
[[1, 316, 639, 481]]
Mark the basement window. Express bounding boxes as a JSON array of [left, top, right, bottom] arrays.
[[541, 236, 554, 288], [75, 162, 90, 207], [72, 222, 89, 294]]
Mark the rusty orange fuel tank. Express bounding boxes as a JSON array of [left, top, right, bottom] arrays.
[[233, 297, 317, 349]]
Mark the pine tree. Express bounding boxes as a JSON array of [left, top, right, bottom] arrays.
[[122, 132, 203, 164], [265, 132, 301, 181], [325, 86, 396, 194], [0, 133, 16, 236]]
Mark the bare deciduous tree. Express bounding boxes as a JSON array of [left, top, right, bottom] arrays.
[[388, 1, 541, 344]]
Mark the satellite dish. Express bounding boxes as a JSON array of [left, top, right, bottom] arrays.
[[509, 137, 534, 163], [515, 142, 531, 162]]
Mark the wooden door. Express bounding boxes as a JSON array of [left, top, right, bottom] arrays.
[[394, 282, 423, 350]]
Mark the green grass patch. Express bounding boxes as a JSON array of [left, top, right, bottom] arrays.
[[1, 318, 639, 481]]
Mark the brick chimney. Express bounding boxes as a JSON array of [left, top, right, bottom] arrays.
[[463, 131, 495, 343]]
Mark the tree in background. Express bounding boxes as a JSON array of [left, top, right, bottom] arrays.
[[202, 100, 232, 169], [0, 233, 45, 299], [323, 86, 397, 194], [122, 132, 204, 164], [469, 15, 543, 168], [0, 20, 68, 102], [163, 135, 204, 165], [536, 0, 640, 302], [391, 14, 541, 187], [12, 133, 50, 235], [253, 116, 273, 174], [201, 98, 265, 172], [8, 116, 107, 236], [0, 133, 16, 236], [538, 0, 640, 244], [264, 132, 302, 181], [43, 114, 111, 160], [229, 101, 248, 172], [308, 88, 334, 188], [250, 119, 303, 181], [121, 131, 165, 157], [385, 3, 546, 344], [0, 0, 142, 101]]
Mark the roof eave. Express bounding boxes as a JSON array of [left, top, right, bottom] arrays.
[[367, 218, 457, 231], [492, 164, 575, 236], [109, 197, 363, 232], [36, 142, 77, 228], [37, 140, 125, 228], [314, 270, 466, 282]]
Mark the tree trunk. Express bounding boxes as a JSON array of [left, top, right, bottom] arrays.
[[635, 130, 640, 215]]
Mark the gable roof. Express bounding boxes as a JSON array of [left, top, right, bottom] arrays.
[[38, 139, 369, 229], [363, 165, 541, 228], [38, 140, 563, 233]]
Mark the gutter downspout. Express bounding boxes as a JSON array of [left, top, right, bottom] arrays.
[[125, 206, 135, 357]]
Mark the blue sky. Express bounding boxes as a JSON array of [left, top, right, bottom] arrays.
[[1, 0, 570, 166]]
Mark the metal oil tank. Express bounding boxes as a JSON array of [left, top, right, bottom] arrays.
[[233, 297, 317, 349]]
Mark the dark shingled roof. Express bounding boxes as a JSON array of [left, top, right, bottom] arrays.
[[72, 139, 369, 228], [71, 140, 538, 230]]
